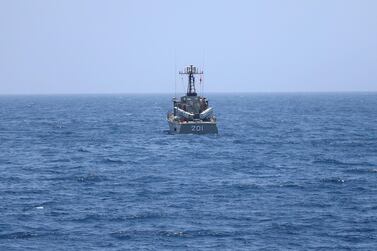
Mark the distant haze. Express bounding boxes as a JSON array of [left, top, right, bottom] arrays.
[[1, 0, 377, 94]]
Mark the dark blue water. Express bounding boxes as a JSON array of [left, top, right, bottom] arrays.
[[0, 93, 376, 250]]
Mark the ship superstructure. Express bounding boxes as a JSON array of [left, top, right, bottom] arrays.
[[167, 65, 218, 134]]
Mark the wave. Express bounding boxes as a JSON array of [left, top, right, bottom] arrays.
[[126, 211, 165, 220], [313, 158, 375, 167], [344, 168, 377, 174], [321, 177, 345, 184], [0, 231, 39, 240], [132, 175, 171, 183], [230, 182, 261, 191], [70, 214, 125, 223], [101, 157, 128, 164], [76, 174, 108, 183], [77, 147, 90, 153], [110, 229, 241, 240], [312, 158, 347, 165]]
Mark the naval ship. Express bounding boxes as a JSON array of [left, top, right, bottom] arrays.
[[167, 65, 218, 134]]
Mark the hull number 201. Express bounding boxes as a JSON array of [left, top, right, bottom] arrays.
[[191, 125, 204, 132]]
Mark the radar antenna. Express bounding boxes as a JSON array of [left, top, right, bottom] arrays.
[[179, 65, 203, 96]]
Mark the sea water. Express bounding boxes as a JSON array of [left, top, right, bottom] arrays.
[[0, 93, 376, 250]]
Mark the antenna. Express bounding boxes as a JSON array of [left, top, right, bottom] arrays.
[[180, 75, 185, 94], [174, 53, 177, 98], [179, 65, 203, 96], [201, 51, 205, 96], [200, 72, 204, 96]]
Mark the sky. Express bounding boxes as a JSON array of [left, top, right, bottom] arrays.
[[0, 0, 376, 94]]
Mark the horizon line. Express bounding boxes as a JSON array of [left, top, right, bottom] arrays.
[[1, 90, 377, 96]]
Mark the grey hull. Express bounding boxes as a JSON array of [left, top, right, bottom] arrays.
[[168, 120, 218, 134]]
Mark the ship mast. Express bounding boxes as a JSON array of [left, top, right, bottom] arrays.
[[179, 65, 203, 96]]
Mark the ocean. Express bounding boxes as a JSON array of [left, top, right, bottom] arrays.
[[0, 93, 376, 250]]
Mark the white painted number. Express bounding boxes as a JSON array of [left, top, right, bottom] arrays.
[[191, 125, 203, 132]]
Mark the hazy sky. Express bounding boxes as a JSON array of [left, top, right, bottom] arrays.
[[0, 0, 376, 94]]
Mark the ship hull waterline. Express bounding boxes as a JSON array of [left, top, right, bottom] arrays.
[[168, 120, 218, 134]]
